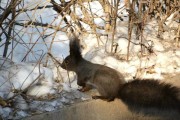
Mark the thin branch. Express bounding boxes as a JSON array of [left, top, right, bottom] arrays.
[[47, 53, 62, 66], [6, 21, 68, 32], [16, 5, 53, 12]]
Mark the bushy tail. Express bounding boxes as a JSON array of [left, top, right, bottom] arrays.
[[118, 79, 180, 111]]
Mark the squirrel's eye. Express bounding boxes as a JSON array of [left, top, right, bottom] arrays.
[[65, 60, 70, 65]]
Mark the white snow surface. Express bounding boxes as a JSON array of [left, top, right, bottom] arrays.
[[0, 0, 179, 119]]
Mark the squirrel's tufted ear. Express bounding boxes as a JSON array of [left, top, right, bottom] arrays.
[[69, 36, 81, 55], [67, 27, 82, 60]]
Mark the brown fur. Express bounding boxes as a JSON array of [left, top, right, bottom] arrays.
[[61, 35, 180, 112]]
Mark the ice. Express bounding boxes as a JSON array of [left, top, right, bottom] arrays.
[[16, 110, 29, 118], [50, 100, 59, 107], [44, 105, 56, 112], [0, 107, 12, 118], [14, 95, 29, 110]]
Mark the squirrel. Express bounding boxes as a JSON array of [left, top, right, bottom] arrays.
[[61, 34, 126, 101], [60, 35, 180, 111]]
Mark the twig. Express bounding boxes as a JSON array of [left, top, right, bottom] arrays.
[[47, 53, 62, 66], [111, 0, 120, 52], [16, 5, 53, 12]]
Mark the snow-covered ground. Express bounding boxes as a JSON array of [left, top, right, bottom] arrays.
[[0, 0, 179, 119]]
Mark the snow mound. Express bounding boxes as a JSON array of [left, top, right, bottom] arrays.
[[0, 61, 55, 99]]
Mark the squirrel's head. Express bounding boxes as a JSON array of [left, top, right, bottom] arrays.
[[61, 55, 77, 71], [61, 33, 83, 71]]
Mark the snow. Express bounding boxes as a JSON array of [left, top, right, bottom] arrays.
[[27, 85, 56, 97], [0, 0, 179, 119], [61, 82, 74, 92], [83, 1, 104, 16], [0, 76, 12, 98], [1, 63, 54, 91]]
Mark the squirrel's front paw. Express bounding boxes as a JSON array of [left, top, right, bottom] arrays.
[[78, 87, 87, 92], [78, 88, 85, 92]]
